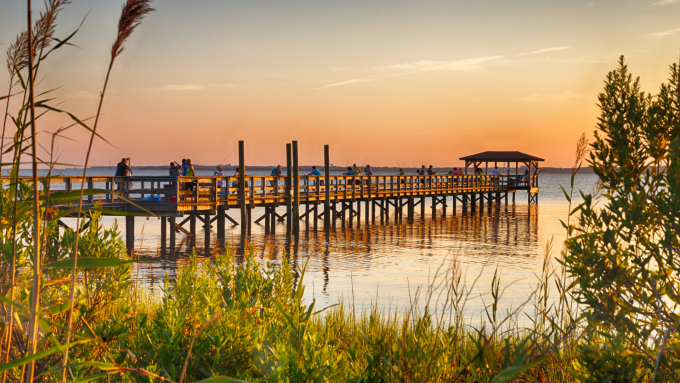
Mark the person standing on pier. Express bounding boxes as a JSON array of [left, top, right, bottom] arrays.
[[491, 165, 500, 186], [181, 159, 188, 176], [115, 158, 133, 177], [352, 164, 362, 185], [114, 158, 132, 192], [169, 162, 181, 176], [428, 165, 436, 175], [185, 159, 196, 192]]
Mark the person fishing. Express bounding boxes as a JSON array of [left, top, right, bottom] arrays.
[[215, 166, 224, 188]]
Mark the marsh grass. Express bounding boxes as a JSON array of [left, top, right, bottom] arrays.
[[0, 0, 630, 381]]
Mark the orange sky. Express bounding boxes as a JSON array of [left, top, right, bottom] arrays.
[[2, 0, 680, 168]]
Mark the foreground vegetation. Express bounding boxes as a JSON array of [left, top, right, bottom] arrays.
[[3, 0, 680, 381]]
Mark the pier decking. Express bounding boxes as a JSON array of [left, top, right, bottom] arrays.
[[3, 143, 543, 255]]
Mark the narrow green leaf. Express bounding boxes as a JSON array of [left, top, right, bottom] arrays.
[[0, 339, 92, 373], [194, 377, 251, 383], [559, 185, 571, 203]]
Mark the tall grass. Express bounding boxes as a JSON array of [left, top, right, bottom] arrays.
[[0, 1, 597, 381]]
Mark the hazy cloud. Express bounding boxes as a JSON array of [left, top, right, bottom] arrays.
[[652, 0, 680, 6], [320, 46, 571, 90], [320, 55, 504, 89], [519, 90, 582, 102], [372, 56, 504, 72], [647, 27, 680, 37], [158, 83, 236, 91], [517, 46, 569, 56]]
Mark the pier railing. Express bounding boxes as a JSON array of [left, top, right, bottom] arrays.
[[3, 173, 537, 211]]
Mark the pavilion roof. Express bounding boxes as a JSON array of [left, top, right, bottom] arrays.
[[459, 151, 544, 162]]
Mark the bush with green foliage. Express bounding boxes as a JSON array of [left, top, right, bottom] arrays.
[[564, 56, 680, 381]]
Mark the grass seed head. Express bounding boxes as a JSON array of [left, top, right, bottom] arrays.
[[111, 0, 155, 63]]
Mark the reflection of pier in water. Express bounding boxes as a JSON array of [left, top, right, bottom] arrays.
[[134, 201, 541, 296]]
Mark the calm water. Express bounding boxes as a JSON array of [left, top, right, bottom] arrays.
[[43, 169, 598, 318]]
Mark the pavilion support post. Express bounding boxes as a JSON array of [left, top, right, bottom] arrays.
[[239, 141, 247, 236], [292, 141, 300, 232], [286, 143, 292, 231]]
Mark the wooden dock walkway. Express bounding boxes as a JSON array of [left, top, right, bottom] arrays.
[[3, 142, 543, 255]]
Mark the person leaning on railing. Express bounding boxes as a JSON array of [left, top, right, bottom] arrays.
[[114, 157, 132, 192], [364, 165, 373, 185], [491, 166, 500, 186]]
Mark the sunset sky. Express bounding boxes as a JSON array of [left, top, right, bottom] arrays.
[[2, 0, 680, 168]]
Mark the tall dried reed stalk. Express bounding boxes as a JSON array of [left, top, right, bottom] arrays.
[[61, 0, 154, 379], [0, 34, 29, 383], [24, 0, 42, 381]]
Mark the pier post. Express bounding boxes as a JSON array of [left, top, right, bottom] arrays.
[[292, 141, 300, 232], [365, 200, 369, 223], [169, 217, 176, 256], [239, 141, 247, 236], [286, 143, 292, 231], [313, 203, 319, 230], [125, 216, 134, 255], [357, 199, 361, 226], [190, 214, 196, 237], [217, 209, 225, 242], [324, 145, 331, 228], [161, 217, 167, 255], [264, 206, 271, 234], [442, 196, 447, 217], [269, 205, 276, 235], [204, 213, 210, 255], [431, 196, 436, 218], [453, 195, 457, 215], [420, 196, 425, 219], [384, 197, 389, 220]]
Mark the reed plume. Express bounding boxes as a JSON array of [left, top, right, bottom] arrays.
[[61, 1, 154, 380], [32, 0, 70, 56], [111, 0, 154, 65]]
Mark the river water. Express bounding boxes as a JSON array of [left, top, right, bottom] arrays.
[[42, 169, 598, 319]]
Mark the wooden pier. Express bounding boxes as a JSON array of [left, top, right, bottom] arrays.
[[4, 143, 543, 255]]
